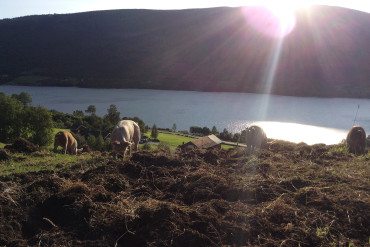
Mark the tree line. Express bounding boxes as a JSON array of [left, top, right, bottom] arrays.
[[1, 91, 257, 150], [0, 92, 146, 150], [189, 125, 254, 143]]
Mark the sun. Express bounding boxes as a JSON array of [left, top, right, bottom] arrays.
[[243, 0, 310, 38]]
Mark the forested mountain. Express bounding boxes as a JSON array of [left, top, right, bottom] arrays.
[[0, 6, 369, 98]]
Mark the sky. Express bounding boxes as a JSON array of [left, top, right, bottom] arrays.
[[0, 0, 370, 19]]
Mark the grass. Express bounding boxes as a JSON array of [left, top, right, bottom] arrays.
[[221, 144, 234, 150], [145, 131, 234, 151], [0, 152, 97, 176], [155, 132, 194, 147], [0, 142, 5, 149], [143, 131, 194, 151]]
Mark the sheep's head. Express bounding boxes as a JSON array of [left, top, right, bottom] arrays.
[[112, 140, 132, 152]]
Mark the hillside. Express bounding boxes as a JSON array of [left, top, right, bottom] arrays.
[[0, 6, 370, 98], [0, 143, 369, 246]]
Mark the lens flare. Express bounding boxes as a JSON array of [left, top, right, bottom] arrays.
[[242, 3, 300, 38]]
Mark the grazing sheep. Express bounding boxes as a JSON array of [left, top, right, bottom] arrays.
[[54, 131, 79, 155], [245, 125, 267, 153], [346, 126, 366, 155], [110, 120, 141, 158]]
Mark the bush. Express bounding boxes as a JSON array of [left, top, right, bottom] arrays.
[[142, 142, 152, 151], [0, 93, 53, 146], [23, 107, 53, 146], [73, 133, 87, 147], [0, 94, 24, 142], [86, 135, 96, 149], [11, 92, 32, 106], [157, 143, 171, 154], [86, 134, 110, 151]]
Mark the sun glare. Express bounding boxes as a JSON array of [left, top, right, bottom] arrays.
[[243, 0, 310, 38], [251, 121, 347, 145]]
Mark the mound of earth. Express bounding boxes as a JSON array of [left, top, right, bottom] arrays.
[[0, 143, 369, 246], [0, 149, 10, 161], [4, 138, 39, 153]]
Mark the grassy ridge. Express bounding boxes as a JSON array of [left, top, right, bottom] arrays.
[[0, 152, 96, 176]]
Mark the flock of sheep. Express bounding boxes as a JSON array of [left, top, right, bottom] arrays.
[[54, 120, 368, 157]]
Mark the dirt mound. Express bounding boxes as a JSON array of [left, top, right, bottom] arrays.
[[4, 138, 39, 153], [0, 145, 369, 246], [0, 149, 10, 161]]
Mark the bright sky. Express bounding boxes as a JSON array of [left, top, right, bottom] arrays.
[[0, 0, 369, 19]]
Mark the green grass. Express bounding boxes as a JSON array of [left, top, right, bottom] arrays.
[[0, 152, 96, 176], [145, 131, 235, 151], [142, 131, 194, 152], [157, 132, 194, 147], [221, 144, 235, 150], [0, 143, 5, 149]]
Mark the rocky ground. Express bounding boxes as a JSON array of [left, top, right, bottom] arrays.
[[0, 141, 369, 246]]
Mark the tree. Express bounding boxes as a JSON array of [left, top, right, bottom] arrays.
[[85, 105, 96, 115], [219, 128, 233, 141], [0, 94, 24, 142], [93, 134, 105, 151], [86, 135, 96, 149], [151, 124, 158, 139], [11, 92, 32, 106], [232, 133, 241, 143], [172, 123, 177, 132], [240, 129, 248, 143], [73, 110, 84, 118], [23, 106, 53, 146], [105, 104, 120, 125], [0, 93, 52, 146], [85, 115, 103, 129], [211, 126, 218, 135], [190, 126, 203, 135]]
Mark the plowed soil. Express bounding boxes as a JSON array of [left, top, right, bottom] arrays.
[[0, 142, 369, 246]]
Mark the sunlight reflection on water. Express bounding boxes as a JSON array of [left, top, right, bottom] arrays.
[[228, 121, 347, 145]]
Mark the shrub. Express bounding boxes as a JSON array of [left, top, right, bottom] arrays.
[[0, 93, 53, 146], [87, 135, 96, 149], [0, 94, 24, 142], [157, 142, 171, 154], [23, 106, 53, 146], [142, 142, 152, 151]]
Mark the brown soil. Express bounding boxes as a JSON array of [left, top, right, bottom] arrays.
[[0, 149, 10, 161], [0, 142, 369, 246], [4, 138, 39, 153]]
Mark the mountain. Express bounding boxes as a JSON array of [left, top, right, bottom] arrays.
[[0, 6, 370, 98]]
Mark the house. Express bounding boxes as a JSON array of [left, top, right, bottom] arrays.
[[180, 134, 222, 150]]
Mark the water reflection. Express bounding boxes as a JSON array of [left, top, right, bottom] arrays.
[[244, 121, 347, 145]]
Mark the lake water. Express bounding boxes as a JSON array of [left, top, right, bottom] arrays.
[[1, 85, 370, 145]]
